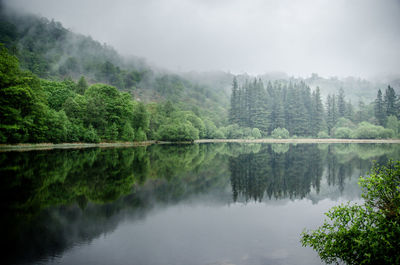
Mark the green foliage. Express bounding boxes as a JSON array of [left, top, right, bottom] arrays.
[[121, 122, 135, 141], [311, 87, 325, 136], [105, 122, 119, 141], [301, 161, 400, 265], [386, 115, 399, 136], [333, 127, 353, 139], [135, 127, 147, 141], [132, 101, 149, 132], [271, 127, 289, 139], [221, 124, 257, 139], [229, 78, 342, 137], [179, 111, 206, 138], [351, 122, 394, 139], [374, 89, 385, 125], [156, 120, 199, 141], [0, 46, 49, 143], [83, 124, 100, 143], [334, 117, 356, 129], [76, 76, 88, 95], [251, 128, 262, 139], [317, 131, 330, 138]]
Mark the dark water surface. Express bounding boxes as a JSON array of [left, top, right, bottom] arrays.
[[1, 143, 399, 265]]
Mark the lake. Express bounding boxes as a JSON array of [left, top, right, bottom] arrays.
[[1, 143, 399, 265]]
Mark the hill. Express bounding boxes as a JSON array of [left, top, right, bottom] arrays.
[[0, 6, 229, 125]]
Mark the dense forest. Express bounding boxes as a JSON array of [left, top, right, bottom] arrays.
[[1, 5, 399, 143], [0, 7, 230, 143], [228, 77, 400, 139], [0, 45, 227, 143]]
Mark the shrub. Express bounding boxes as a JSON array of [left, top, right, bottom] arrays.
[[301, 161, 400, 265], [251, 128, 262, 139], [222, 124, 254, 139], [156, 121, 199, 141], [351, 122, 394, 139], [317, 131, 329, 138], [334, 117, 356, 129], [333, 127, 353, 139], [271, 127, 289, 139], [213, 129, 225, 139], [386, 115, 399, 135]]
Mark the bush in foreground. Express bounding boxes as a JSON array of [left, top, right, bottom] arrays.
[[301, 161, 400, 265]]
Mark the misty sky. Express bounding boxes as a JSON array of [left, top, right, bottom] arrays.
[[4, 0, 400, 78]]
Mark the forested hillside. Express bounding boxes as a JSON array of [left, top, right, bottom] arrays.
[[0, 6, 233, 143], [0, 6, 229, 122]]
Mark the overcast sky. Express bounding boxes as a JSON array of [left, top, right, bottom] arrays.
[[4, 0, 400, 78]]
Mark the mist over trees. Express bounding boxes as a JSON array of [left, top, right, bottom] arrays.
[[0, 5, 399, 143], [229, 77, 399, 139]]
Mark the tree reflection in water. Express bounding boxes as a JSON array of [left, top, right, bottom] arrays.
[[0, 143, 398, 265]]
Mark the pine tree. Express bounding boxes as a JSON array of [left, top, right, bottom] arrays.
[[337, 87, 346, 118], [344, 100, 354, 121], [300, 82, 313, 135], [239, 84, 247, 127], [356, 99, 367, 123], [291, 84, 308, 136], [252, 79, 269, 132], [326, 94, 338, 135], [229, 77, 240, 124], [384, 85, 397, 118], [375, 89, 385, 125], [284, 83, 296, 133], [311, 87, 324, 136], [76, 76, 88, 95]]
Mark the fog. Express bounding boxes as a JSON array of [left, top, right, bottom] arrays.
[[4, 0, 400, 78]]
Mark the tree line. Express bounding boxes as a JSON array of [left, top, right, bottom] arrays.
[[0, 46, 224, 143], [229, 77, 400, 139]]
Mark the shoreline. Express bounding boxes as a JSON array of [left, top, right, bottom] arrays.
[[1, 138, 400, 152]]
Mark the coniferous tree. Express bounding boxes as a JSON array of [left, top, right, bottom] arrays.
[[345, 100, 354, 121], [239, 84, 247, 127], [76, 76, 88, 95], [301, 82, 313, 135], [375, 89, 385, 125], [247, 79, 257, 128], [356, 99, 368, 123], [252, 79, 269, 132], [291, 84, 308, 136], [284, 83, 296, 133], [229, 77, 240, 124], [337, 87, 346, 118], [384, 85, 397, 118], [326, 94, 338, 135], [311, 87, 324, 136]]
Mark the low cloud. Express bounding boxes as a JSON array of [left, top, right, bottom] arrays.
[[4, 0, 400, 78]]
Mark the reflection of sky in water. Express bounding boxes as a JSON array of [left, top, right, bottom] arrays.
[[45, 175, 362, 265], [50, 200, 338, 265]]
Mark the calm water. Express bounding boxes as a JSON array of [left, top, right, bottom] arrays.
[[1, 143, 399, 265]]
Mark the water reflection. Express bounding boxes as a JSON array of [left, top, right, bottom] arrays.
[[1, 143, 399, 265]]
